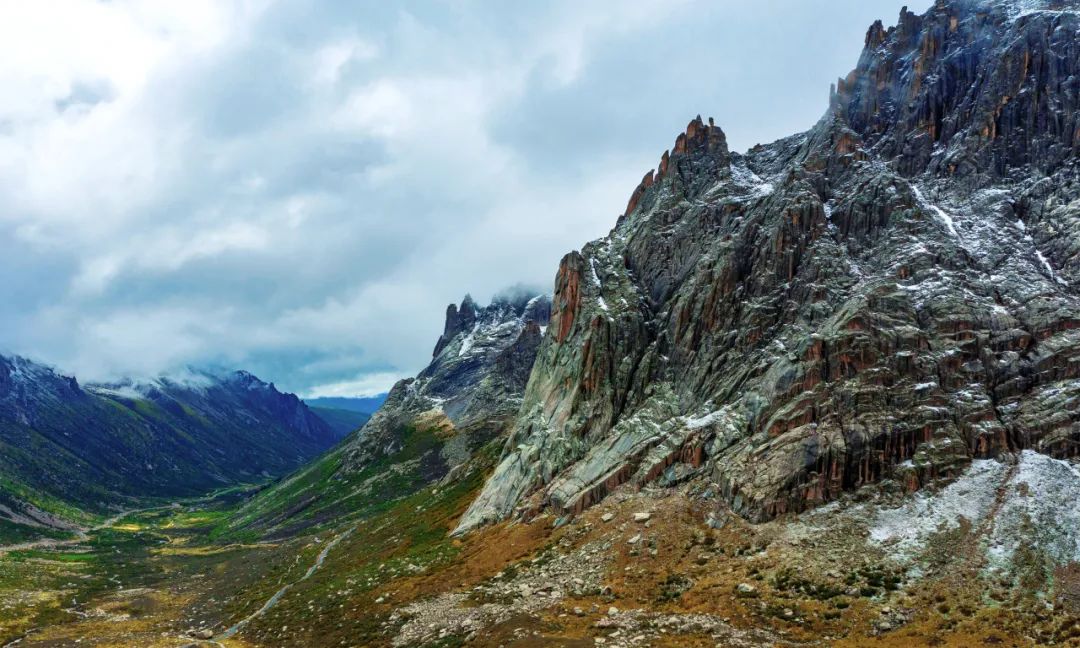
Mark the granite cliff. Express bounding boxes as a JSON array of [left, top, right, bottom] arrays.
[[458, 0, 1080, 532]]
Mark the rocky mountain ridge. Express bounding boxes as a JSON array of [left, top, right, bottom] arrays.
[[227, 290, 551, 537], [457, 0, 1080, 533]]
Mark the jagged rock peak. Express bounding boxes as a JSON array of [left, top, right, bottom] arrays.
[[828, 0, 1080, 177], [456, 0, 1080, 535], [625, 115, 730, 216], [338, 286, 553, 485], [434, 295, 479, 358], [433, 291, 551, 358]]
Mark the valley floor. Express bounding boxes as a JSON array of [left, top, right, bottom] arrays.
[[3, 453, 1080, 647]]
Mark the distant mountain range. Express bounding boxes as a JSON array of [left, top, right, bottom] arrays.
[[0, 355, 339, 541], [305, 395, 388, 437], [305, 395, 388, 414], [307, 406, 373, 437]]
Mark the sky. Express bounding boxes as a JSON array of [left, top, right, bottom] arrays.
[[0, 0, 933, 398]]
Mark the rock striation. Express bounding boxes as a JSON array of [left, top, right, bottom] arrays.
[[457, 0, 1080, 532]]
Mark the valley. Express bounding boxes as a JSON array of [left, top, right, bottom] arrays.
[[4, 448, 1078, 647], [5, 0, 1080, 645]]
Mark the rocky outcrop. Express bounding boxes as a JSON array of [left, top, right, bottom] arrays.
[[456, 0, 1080, 533], [342, 291, 552, 475], [229, 290, 553, 538]]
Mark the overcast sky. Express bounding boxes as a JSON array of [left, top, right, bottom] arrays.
[[0, 0, 931, 397]]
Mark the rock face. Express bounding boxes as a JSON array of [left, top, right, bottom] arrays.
[[342, 291, 552, 474], [456, 0, 1080, 532], [0, 355, 337, 533]]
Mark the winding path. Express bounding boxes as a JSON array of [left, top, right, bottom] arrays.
[[217, 524, 357, 640]]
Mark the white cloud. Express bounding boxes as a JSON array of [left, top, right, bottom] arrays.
[[0, 0, 933, 395], [303, 372, 403, 399]]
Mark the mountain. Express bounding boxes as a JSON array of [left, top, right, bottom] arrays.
[[0, 355, 337, 539], [17, 3, 1080, 647], [307, 396, 388, 438], [457, 0, 1080, 533], [305, 395, 388, 414], [225, 290, 551, 538], [308, 406, 371, 437]]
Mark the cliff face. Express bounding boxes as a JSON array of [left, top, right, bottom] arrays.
[[457, 0, 1080, 532], [341, 291, 552, 474]]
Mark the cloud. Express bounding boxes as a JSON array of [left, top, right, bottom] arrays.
[[303, 372, 405, 399], [0, 0, 932, 395]]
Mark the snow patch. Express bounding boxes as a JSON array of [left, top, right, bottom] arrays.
[[590, 257, 610, 312], [1034, 249, 1068, 285], [730, 163, 775, 199], [457, 323, 480, 357], [871, 452, 1080, 569], [986, 451, 1080, 570], [912, 185, 959, 238], [870, 458, 1006, 559]]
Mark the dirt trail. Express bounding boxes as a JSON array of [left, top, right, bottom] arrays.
[[217, 524, 357, 640], [963, 456, 1019, 563]]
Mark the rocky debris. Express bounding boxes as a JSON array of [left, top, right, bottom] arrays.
[[387, 512, 807, 648], [388, 538, 611, 646], [585, 607, 799, 648], [457, 0, 1080, 536], [633, 512, 651, 523]]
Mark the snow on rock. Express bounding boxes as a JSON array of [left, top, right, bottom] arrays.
[[870, 452, 1080, 570], [870, 458, 1006, 561], [986, 451, 1080, 571], [728, 162, 775, 199], [589, 257, 610, 312], [912, 185, 959, 239], [457, 324, 479, 357], [1034, 249, 1068, 286]]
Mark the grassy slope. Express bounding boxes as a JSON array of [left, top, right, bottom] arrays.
[[222, 444, 504, 646], [221, 425, 448, 541]]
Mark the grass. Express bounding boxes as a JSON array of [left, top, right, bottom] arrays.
[[220, 424, 450, 541]]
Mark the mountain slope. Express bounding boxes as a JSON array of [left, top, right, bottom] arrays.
[[15, 3, 1080, 647], [225, 290, 551, 538], [458, 0, 1080, 532], [0, 356, 337, 538], [309, 406, 371, 437]]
